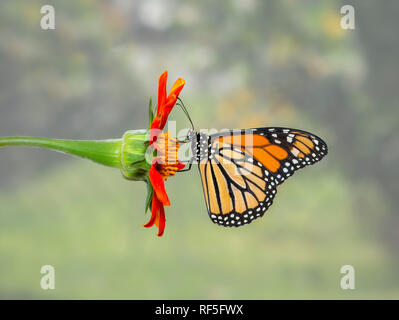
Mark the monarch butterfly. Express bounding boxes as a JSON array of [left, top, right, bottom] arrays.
[[183, 126, 328, 227]]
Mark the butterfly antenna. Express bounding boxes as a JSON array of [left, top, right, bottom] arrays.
[[176, 97, 194, 132], [175, 98, 195, 171]]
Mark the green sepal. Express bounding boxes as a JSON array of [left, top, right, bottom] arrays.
[[120, 129, 151, 181], [148, 97, 154, 128], [145, 179, 153, 214]]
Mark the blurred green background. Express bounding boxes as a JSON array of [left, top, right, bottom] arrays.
[[0, 0, 398, 299]]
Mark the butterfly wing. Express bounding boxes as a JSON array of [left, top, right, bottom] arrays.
[[196, 127, 328, 227]]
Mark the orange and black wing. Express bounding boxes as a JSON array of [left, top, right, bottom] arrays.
[[196, 127, 328, 227]]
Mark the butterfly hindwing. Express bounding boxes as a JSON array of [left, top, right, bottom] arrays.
[[198, 147, 277, 227], [194, 127, 328, 227]]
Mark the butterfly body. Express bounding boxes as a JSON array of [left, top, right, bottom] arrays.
[[190, 127, 328, 227]]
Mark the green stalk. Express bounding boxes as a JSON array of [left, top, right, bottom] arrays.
[[0, 136, 123, 169]]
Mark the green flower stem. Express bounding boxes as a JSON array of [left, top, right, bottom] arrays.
[[0, 136, 123, 168], [0, 129, 153, 181]]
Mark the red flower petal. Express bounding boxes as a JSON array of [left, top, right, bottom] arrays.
[[143, 193, 159, 228], [169, 78, 185, 100], [157, 71, 168, 117], [155, 204, 166, 237], [158, 95, 178, 129], [159, 79, 185, 129], [153, 77, 186, 130], [149, 165, 170, 206], [144, 194, 165, 237]]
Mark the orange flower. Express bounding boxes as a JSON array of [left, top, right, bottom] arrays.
[[144, 71, 186, 237]]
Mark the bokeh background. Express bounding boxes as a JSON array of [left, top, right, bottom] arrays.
[[0, 0, 398, 299]]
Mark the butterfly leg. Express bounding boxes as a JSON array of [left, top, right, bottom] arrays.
[[178, 162, 192, 172]]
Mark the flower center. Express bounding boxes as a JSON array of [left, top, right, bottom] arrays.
[[155, 132, 182, 180]]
